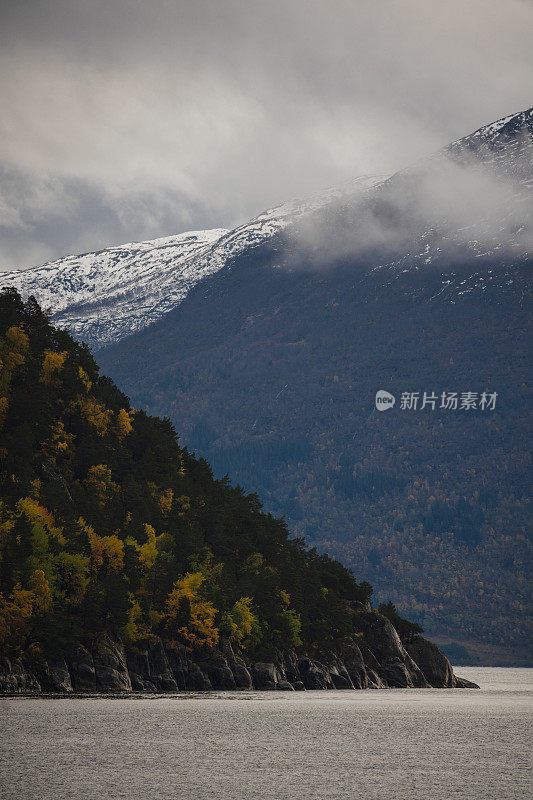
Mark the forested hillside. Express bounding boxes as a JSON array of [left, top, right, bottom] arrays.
[[98, 245, 532, 662], [0, 288, 375, 663], [97, 110, 532, 663]]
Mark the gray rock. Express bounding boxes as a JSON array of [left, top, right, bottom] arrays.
[[35, 655, 73, 693], [331, 672, 353, 689], [232, 659, 253, 689], [292, 680, 306, 691], [366, 669, 388, 688], [383, 660, 416, 688], [283, 651, 302, 685], [0, 658, 18, 693], [126, 647, 151, 682], [454, 675, 480, 689], [92, 634, 131, 691], [356, 612, 430, 688], [252, 662, 278, 689], [218, 639, 253, 689], [164, 642, 190, 690], [297, 658, 334, 690], [187, 662, 212, 691], [0, 657, 40, 693], [277, 680, 295, 691], [147, 638, 178, 691], [129, 673, 158, 691], [345, 645, 369, 689], [330, 658, 355, 689], [200, 653, 237, 690], [405, 635, 456, 688], [67, 644, 96, 691], [329, 659, 355, 689]]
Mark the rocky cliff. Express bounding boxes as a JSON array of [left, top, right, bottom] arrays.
[[0, 609, 478, 694]]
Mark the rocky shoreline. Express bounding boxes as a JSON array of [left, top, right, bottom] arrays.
[[0, 609, 478, 694]]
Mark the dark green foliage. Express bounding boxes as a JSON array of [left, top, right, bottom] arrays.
[[97, 243, 532, 656], [0, 289, 373, 660]]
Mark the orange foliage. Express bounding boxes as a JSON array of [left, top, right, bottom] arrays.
[[166, 572, 219, 649], [86, 526, 124, 573], [158, 488, 174, 517]]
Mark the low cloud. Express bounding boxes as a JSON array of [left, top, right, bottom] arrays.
[[0, 0, 532, 269], [285, 138, 533, 270]]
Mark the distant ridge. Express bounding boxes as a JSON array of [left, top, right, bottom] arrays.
[[2, 176, 384, 349]]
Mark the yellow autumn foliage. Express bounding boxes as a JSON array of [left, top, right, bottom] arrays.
[[166, 572, 219, 648], [40, 350, 68, 383], [77, 396, 113, 436], [116, 408, 133, 439], [2, 326, 29, 370], [0, 569, 52, 646], [42, 420, 74, 458], [78, 366, 92, 392], [226, 597, 257, 643], [87, 529, 124, 572], [84, 464, 119, 507], [0, 502, 15, 558], [17, 497, 65, 542], [138, 523, 164, 571], [122, 595, 145, 642], [0, 326, 29, 397]]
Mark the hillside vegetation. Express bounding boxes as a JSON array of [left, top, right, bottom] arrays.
[[99, 245, 532, 661], [0, 288, 378, 663]]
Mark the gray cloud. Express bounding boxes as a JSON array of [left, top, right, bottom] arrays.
[[287, 148, 533, 273], [1, 0, 532, 269]]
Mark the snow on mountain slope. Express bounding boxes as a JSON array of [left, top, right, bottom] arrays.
[[1, 229, 228, 349], [2, 174, 384, 349], [388, 107, 533, 292], [4, 109, 531, 348], [299, 107, 533, 301]]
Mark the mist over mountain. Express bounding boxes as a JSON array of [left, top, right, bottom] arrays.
[[6, 108, 533, 663], [97, 109, 532, 663], [291, 112, 532, 271]]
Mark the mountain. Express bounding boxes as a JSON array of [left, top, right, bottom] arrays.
[[0, 288, 477, 693], [95, 108, 532, 665], [2, 176, 384, 349]]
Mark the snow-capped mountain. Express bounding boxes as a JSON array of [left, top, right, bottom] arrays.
[[3, 108, 531, 348], [1, 229, 227, 349], [2, 175, 384, 349], [286, 107, 532, 299], [95, 110, 532, 665]]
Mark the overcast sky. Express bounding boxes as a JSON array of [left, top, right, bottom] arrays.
[[1, 0, 532, 271]]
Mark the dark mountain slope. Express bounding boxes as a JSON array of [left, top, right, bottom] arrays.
[[0, 289, 370, 666], [99, 110, 533, 662], [1, 289, 479, 693]]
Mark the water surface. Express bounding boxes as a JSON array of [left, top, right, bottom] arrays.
[[1, 667, 531, 800]]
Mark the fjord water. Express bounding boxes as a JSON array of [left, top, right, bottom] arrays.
[[1, 668, 531, 800]]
